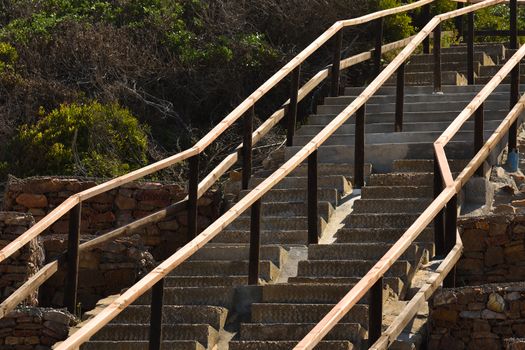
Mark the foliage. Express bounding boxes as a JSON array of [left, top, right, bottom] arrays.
[[0, 42, 18, 73], [378, 0, 416, 42], [6, 102, 148, 178], [474, 5, 525, 43]]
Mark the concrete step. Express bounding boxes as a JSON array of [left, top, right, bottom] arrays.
[[296, 260, 410, 278], [361, 185, 433, 199], [137, 286, 235, 308], [408, 52, 494, 65], [287, 276, 404, 296], [307, 243, 419, 261], [285, 141, 477, 172], [368, 172, 433, 186], [385, 71, 467, 86], [240, 201, 333, 221], [229, 340, 355, 350], [344, 213, 423, 228], [256, 163, 372, 179], [240, 188, 339, 206], [238, 322, 365, 342], [261, 283, 365, 304], [249, 175, 351, 194], [112, 305, 228, 330], [293, 130, 496, 147], [335, 227, 433, 244], [226, 216, 327, 232], [82, 341, 205, 350], [392, 159, 469, 173], [479, 63, 525, 76], [91, 324, 218, 348], [250, 303, 368, 326], [297, 120, 502, 136], [164, 276, 248, 288], [211, 230, 309, 245], [352, 198, 432, 213], [442, 44, 506, 62], [316, 100, 508, 114], [307, 109, 507, 125], [187, 244, 286, 266], [476, 75, 525, 84], [170, 261, 279, 281], [343, 83, 524, 96], [404, 61, 481, 74]]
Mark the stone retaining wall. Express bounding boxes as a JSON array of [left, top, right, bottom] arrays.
[[0, 307, 76, 350], [429, 282, 525, 350], [457, 214, 525, 286], [0, 212, 43, 305], [2, 176, 223, 260]]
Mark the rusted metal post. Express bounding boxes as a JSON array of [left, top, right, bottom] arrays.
[[467, 12, 475, 85], [308, 150, 319, 245], [287, 66, 301, 147], [149, 278, 165, 350], [395, 63, 405, 132], [331, 31, 343, 97], [422, 4, 431, 54], [434, 152, 445, 257], [242, 107, 254, 190], [188, 156, 199, 241], [433, 23, 442, 93], [443, 194, 458, 288], [374, 18, 384, 76], [64, 203, 81, 314], [475, 104, 484, 177], [369, 277, 383, 347], [248, 199, 261, 285], [354, 105, 366, 188]]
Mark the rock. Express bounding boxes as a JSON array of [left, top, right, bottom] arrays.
[[460, 311, 481, 319], [487, 293, 506, 313], [481, 309, 506, 320], [495, 204, 517, 214], [513, 199, 525, 207], [485, 246, 504, 267], [43, 310, 73, 325], [115, 195, 136, 210], [15, 193, 48, 208]]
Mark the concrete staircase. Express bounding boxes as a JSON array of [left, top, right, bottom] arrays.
[[82, 44, 522, 350]]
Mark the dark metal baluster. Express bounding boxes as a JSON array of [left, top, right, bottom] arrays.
[[509, 0, 520, 155], [455, 2, 464, 40], [369, 277, 383, 347], [308, 151, 318, 245], [188, 156, 199, 241], [395, 63, 405, 132], [443, 194, 458, 288], [248, 200, 261, 285], [374, 18, 384, 76], [475, 104, 484, 177], [354, 105, 366, 188], [422, 4, 431, 54], [149, 278, 165, 350], [242, 107, 254, 190], [64, 203, 81, 314], [434, 153, 445, 257], [331, 31, 343, 97], [433, 23, 442, 93], [467, 12, 475, 85], [287, 66, 301, 147]]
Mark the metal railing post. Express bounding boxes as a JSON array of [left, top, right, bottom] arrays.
[[422, 4, 431, 54], [354, 105, 366, 188], [395, 63, 405, 132], [64, 203, 81, 314], [331, 31, 343, 97], [433, 23, 442, 93], [374, 18, 384, 76], [369, 276, 383, 347], [149, 278, 165, 350], [287, 66, 301, 147], [467, 12, 475, 85], [433, 153, 445, 257], [248, 200, 261, 285], [475, 104, 484, 177], [509, 0, 520, 154], [455, 2, 464, 40], [242, 107, 254, 190], [188, 156, 199, 241], [308, 151, 319, 245], [443, 194, 458, 288]]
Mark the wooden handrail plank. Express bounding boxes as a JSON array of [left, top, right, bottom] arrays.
[[341, 0, 434, 26], [0, 261, 59, 318]]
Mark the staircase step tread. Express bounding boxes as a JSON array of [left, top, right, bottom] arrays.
[[82, 341, 205, 350], [238, 322, 365, 341], [229, 340, 355, 350]]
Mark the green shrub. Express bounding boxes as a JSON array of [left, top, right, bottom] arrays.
[[8, 101, 149, 177], [0, 42, 18, 73]]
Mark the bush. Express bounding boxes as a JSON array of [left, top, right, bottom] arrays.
[[7, 101, 149, 178], [0, 42, 18, 73]]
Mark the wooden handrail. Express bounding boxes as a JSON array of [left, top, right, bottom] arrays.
[[53, 1, 508, 348], [0, 0, 432, 268]]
